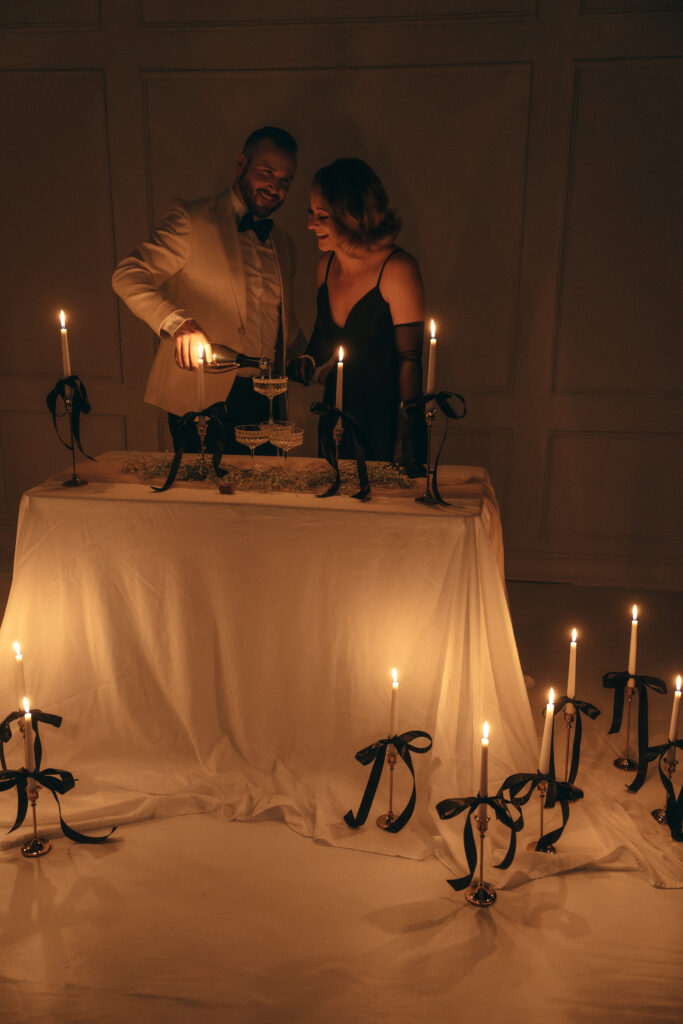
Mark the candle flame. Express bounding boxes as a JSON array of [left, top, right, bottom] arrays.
[[676, 675, 682, 694], [571, 628, 577, 643], [338, 346, 344, 363], [197, 343, 204, 363], [548, 687, 555, 705], [22, 697, 30, 715], [632, 604, 638, 621], [483, 721, 489, 741], [430, 319, 436, 339], [13, 641, 22, 661], [391, 667, 398, 689], [59, 310, 66, 329]]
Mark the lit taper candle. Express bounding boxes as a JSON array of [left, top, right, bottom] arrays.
[[538, 688, 555, 776], [478, 721, 489, 826], [390, 668, 398, 736], [566, 628, 577, 713], [22, 696, 36, 774], [335, 346, 344, 411], [426, 319, 437, 411], [627, 605, 638, 687], [59, 310, 72, 378]]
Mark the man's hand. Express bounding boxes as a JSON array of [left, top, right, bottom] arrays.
[[173, 319, 213, 370]]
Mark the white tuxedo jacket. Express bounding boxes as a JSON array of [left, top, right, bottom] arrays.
[[112, 189, 303, 416]]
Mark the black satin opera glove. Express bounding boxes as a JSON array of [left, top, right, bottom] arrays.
[[286, 354, 316, 385]]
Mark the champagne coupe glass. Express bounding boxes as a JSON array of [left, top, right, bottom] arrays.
[[234, 424, 268, 469], [271, 425, 304, 459], [252, 376, 288, 425]]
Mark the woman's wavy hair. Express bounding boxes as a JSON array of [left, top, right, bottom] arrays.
[[312, 158, 401, 251]]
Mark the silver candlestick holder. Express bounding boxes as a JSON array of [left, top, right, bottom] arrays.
[[62, 388, 87, 488], [19, 719, 51, 858], [613, 686, 638, 771], [652, 750, 677, 825], [416, 406, 439, 506], [376, 744, 398, 830], [527, 778, 556, 854], [466, 808, 497, 907]]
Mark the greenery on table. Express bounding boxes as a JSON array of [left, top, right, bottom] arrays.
[[121, 452, 413, 493]]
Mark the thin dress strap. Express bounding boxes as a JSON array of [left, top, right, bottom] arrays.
[[376, 247, 401, 287], [324, 252, 335, 283]]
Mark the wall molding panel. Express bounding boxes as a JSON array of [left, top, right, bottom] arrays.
[[0, 0, 681, 587]]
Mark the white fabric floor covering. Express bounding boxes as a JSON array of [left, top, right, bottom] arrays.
[[1, 812, 681, 1024]]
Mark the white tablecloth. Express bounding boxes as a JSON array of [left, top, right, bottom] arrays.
[[0, 452, 540, 862]]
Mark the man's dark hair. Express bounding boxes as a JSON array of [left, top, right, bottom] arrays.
[[242, 126, 298, 160]]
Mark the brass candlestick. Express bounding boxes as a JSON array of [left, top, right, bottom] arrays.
[[563, 708, 575, 782], [527, 778, 556, 854], [19, 718, 51, 858], [466, 808, 497, 907], [613, 686, 638, 771], [62, 387, 87, 488], [416, 406, 439, 506], [652, 749, 677, 825], [376, 744, 397, 829]]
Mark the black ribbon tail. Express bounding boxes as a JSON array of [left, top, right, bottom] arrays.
[[627, 686, 650, 793], [344, 745, 387, 829]]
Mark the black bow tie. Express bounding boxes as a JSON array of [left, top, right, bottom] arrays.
[[238, 212, 273, 244]]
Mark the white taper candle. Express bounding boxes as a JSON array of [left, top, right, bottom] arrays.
[[538, 688, 555, 776], [59, 310, 72, 377]]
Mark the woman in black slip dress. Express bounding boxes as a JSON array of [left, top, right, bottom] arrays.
[[288, 158, 427, 474]]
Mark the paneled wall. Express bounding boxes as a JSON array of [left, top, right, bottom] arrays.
[[0, 0, 681, 587]]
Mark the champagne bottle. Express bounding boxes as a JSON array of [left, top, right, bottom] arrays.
[[205, 345, 271, 375]]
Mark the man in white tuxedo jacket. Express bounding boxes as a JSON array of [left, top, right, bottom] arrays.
[[112, 126, 304, 450]]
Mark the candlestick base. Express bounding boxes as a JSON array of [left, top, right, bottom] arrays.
[[21, 836, 51, 858], [613, 755, 638, 771], [376, 747, 397, 830], [527, 839, 557, 854], [465, 881, 497, 907], [416, 408, 445, 507], [62, 473, 87, 488], [652, 753, 676, 825]]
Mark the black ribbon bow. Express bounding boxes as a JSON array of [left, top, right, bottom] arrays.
[[0, 767, 115, 844], [0, 709, 115, 844], [0, 708, 63, 772], [238, 212, 273, 243], [497, 771, 584, 853], [311, 402, 370, 501], [46, 376, 95, 460], [603, 671, 668, 792], [647, 740, 683, 841], [435, 794, 522, 891], [152, 409, 228, 493], [344, 730, 432, 833], [552, 695, 601, 784], [408, 391, 466, 505]]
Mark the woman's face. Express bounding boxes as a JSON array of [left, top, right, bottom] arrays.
[[307, 188, 341, 251]]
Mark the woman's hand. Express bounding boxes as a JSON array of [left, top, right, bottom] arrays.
[[286, 355, 316, 384]]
